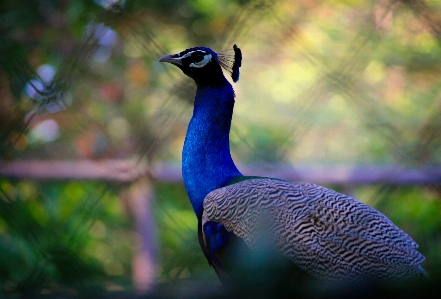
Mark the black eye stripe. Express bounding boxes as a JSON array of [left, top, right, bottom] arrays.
[[176, 47, 213, 68]]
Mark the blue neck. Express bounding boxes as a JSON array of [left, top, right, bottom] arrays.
[[182, 79, 242, 217]]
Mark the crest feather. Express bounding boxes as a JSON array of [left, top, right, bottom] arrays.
[[218, 44, 242, 83]]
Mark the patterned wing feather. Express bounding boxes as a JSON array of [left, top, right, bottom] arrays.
[[202, 178, 426, 281]]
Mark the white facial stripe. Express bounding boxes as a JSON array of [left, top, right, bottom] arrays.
[[181, 50, 203, 59], [189, 53, 212, 68]]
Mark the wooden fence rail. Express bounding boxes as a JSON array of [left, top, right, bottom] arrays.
[[1, 159, 441, 185]]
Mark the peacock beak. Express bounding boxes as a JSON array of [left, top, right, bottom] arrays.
[[158, 54, 183, 66]]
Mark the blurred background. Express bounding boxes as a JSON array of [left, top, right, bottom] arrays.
[[1, 0, 441, 297]]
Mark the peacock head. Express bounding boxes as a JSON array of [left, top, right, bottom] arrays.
[[159, 45, 242, 86]]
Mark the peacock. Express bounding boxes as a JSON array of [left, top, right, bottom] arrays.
[[158, 45, 427, 286]]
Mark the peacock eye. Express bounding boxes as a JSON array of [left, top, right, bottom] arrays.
[[193, 52, 205, 62]]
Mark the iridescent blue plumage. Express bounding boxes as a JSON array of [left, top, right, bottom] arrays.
[[182, 83, 242, 217], [203, 222, 233, 263], [159, 45, 244, 279]]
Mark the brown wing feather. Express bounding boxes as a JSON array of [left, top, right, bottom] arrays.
[[202, 178, 426, 281]]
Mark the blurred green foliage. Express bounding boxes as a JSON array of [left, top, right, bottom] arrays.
[[1, 0, 441, 296], [0, 179, 133, 294]]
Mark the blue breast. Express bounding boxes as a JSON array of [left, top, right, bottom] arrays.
[[181, 59, 243, 279]]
